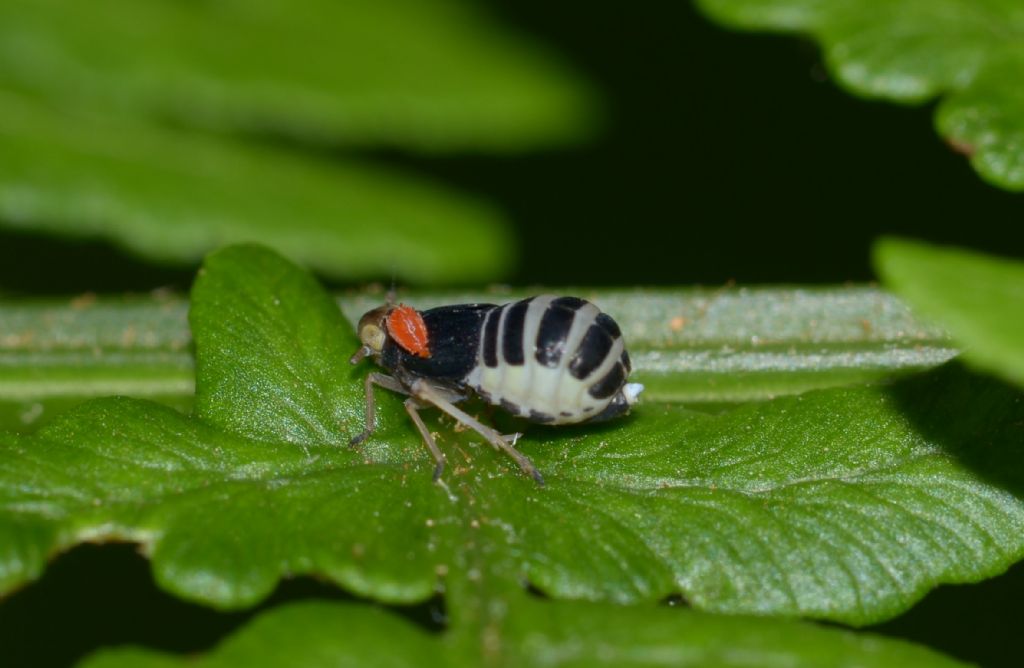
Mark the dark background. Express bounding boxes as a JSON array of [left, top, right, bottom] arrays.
[[1, 3, 1022, 666], [467, 0, 1024, 286]]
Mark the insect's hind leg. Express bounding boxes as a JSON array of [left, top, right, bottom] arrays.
[[411, 380, 545, 486], [403, 398, 447, 481], [351, 372, 409, 446]]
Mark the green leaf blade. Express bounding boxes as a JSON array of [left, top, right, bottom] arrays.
[[938, 64, 1024, 187], [874, 237, 1024, 387], [2, 245, 1021, 627], [1, 396, 440, 609], [190, 245, 361, 447], [78, 599, 972, 668], [515, 365, 1024, 624]]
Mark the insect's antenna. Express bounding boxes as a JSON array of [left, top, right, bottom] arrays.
[[385, 274, 397, 306]]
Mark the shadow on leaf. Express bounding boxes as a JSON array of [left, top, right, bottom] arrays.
[[886, 361, 1024, 498]]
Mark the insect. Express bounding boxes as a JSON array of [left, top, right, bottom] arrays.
[[349, 295, 643, 485]]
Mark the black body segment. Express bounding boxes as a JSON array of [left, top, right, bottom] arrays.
[[384, 304, 495, 381], [501, 298, 532, 366], [589, 362, 626, 400], [569, 323, 614, 380], [529, 409, 556, 423], [535, 300, 576, 368], [595, 312, 622, 338], [588, 392, 631, 422], [482, 307, 500, 368], [551, 296, 587, 310]]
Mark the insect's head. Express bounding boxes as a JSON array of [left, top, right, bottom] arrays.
[[349, 305, 391, 365], [349, 303, 432, 365]]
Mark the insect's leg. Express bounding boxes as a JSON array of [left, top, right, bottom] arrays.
[[410, 380, 544, 486], [403, 398, 447, 481], [351, 372, 408, 446]]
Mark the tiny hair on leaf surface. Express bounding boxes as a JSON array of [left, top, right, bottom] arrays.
[[695, 0, 1024, 190], [875, 237, 1024, 388], [2, 244, 1024, 627], [77, 598, 970, 668]]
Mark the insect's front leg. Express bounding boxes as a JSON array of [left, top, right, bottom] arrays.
[[351, 372, 409, 446]]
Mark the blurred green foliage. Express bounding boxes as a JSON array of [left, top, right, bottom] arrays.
[[0, 0, 597, 282], [876, 238, 1024, 387]]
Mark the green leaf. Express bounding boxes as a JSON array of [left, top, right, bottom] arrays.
[[874, 237, 1024, 388], [0, 90, 512, 282], [0, 286, 955, 432], [695, 0, 1024, 191], [0, 291, 195, 432], [937, 62, 1024, 188], [78, 598, 970, 668], [1, 245, 1021, 626], [0, 0, 595, 150], [190, 245, 360, 446]]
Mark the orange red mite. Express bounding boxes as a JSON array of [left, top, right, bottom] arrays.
[[386, 305, 431, 358]]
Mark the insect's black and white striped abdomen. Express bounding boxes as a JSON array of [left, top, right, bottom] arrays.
[[465, 296, 642, 425]]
